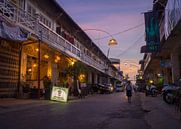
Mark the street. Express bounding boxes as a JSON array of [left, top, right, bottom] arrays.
[[1, 93, 180, 129]]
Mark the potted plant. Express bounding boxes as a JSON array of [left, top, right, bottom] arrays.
[[43, 76, 52, 100]]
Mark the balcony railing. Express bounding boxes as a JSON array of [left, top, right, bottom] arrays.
[[81, 53, 106, 73], [0, 0, 112, 75]]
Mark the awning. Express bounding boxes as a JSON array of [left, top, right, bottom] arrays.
[[140, 44, 160, 53], [0, 20, 29, 42]]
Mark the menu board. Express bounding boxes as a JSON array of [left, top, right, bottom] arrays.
[[51, 86, 69, 102]]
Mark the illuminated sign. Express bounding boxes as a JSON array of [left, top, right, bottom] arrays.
[[51, 86, 69, 102]]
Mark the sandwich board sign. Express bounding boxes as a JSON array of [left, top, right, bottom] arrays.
[[51, 86, 69, 102]]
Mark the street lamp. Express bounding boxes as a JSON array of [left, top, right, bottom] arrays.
[[107, 38, 118, 58], [81, 28, 118, 59]]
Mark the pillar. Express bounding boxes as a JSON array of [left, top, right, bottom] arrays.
[[94, 73, 98, 84], [21, 48, 27, 82], [87, 72, 92, 84], [163, 68, 168, 84], [51, 63, 57, 86], [171, 52, 180, 84]]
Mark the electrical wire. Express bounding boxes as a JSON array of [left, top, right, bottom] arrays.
[[116, 33, 145, 57], [93, 23, 144, 40]]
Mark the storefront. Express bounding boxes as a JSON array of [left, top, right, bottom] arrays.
[[20, 42, 76, 98]]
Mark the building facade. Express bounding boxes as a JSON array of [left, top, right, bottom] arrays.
[[141, 0, 181, 86], [0, 0, 122, 97]]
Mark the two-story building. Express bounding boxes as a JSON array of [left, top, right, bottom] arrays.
[[0, 0, 122, 97]]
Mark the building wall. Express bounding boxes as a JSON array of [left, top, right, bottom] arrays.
[[0, 40, 20, 97]]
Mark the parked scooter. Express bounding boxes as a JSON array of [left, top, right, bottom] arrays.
[[145, 85, 158, 97], [162, 84, 180, 104]]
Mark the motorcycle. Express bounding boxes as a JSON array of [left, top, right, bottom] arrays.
[[161, 84, 180, 104], [145, 85, 158, 97]]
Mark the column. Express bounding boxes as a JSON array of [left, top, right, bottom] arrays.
[[51, 63, 57, 86], [171, 52, 180, 84], [21, 48, 27, 82], [94, 73, 98, 84], [87, 72, 92, 84], [163, 68, 169, 84]]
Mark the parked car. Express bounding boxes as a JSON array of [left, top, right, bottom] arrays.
[[97, 83, 114, 94], [115, 84, 124, 92]]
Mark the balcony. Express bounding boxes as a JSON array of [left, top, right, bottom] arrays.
[[0, 0, 110, 74], [81, 53, 106, 73]]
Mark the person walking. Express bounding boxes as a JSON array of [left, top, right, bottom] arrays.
[[125, 81, 133, 103], [77, 80, 82, 99]]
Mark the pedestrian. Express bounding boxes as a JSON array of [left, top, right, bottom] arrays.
[[77, 80, 82, 99], [80, 83, 86, 98], [125, 81, 133, 103]]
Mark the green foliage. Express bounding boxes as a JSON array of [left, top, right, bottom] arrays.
[[67, 61, 86, 77], [156, 78, 164, 91]]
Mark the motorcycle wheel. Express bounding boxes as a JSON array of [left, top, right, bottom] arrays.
[[163, 92, 174, 104]]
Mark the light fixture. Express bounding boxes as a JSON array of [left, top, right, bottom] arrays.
[[33, 64, 37, 67], [71, 61, 75, 66], [35, 48, 39, 52], [149, 80, 153, 84], [28, 68, 32, 72], [55, 59, 58, 63], [139, 76, 143, 80], [78, 74, 85, 82], [44, 54, 49, 59], [56, 56, 60, 61], [108, 38, 117, 46]]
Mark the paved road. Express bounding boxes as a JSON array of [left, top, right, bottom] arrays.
[[1, 92, 181, 129], [0, 92, 152, 129]]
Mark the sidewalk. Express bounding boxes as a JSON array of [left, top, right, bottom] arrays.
[[0, 95, 85, 114], [140, 93, 181, 129], [0, 98, 51, 114]]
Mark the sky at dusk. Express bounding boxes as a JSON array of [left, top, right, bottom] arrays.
[[57, 0, 153, 78]]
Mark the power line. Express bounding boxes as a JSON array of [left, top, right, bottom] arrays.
[[93, 23, 144, 40], [116, 33, 145, 57]]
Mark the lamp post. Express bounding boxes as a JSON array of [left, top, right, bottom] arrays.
[[107, 38, 118, 58], [81, 28, 118, 60]]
